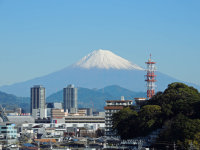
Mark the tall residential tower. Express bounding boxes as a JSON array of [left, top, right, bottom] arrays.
[[63, 84, 78, 114], [31, 85, 47, 119]]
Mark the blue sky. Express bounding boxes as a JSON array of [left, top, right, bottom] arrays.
[[0, 0, 200, 86]]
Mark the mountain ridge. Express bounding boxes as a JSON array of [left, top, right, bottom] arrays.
[[46, 85, 146, 111], [0, 91, 29, 112], [0, 49, 199, 96], [0, 85, 145, 112]]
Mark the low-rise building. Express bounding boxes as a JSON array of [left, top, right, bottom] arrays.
[[46, 102, 63, 117], [51, 109, 68, 118], [0, 122, 18, 144], [134, 97, 147, 109], [78, 108, 93, 116], [65, 116, 105, 130], [51, 109, 68, 124], [8, 116, 35, 125], [77, 109, 87, 116]]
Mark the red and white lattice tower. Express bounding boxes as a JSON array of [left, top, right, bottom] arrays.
[[145, 54, 156, 99]]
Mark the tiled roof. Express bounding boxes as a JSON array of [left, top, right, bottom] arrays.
[[34, 139, 57, 143]]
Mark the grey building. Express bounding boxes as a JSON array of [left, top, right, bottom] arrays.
[[31, 85, 47, 119], [79, 108, 93, 116], [46, 102, 63, 117], [63, 84, 77, 114]]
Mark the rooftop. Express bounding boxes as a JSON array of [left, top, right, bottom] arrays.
[[104, 106, 124, 110], [106, 100, 133, 102]]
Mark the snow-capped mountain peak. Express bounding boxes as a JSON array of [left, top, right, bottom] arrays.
[[72, 49, 144, 70]]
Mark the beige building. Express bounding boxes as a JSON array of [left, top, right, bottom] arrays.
[[51, 109, 68, 118], [51, 109, 68, 123]]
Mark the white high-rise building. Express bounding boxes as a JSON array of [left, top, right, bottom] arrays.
[[63, 84, 77, 114], [31, 85, 47, 119], [104, 97, 133, 136]]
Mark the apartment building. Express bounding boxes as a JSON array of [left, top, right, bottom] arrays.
[[104, 97, 133, 136]]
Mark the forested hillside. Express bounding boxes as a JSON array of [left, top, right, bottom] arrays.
[[113, 82, 200, 149]]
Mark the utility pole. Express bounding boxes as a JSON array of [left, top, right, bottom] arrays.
[[173, 142, 176, 150], [50, 140, 52, 149], [37, 141, 40, 150], [189, 142, 194, 150]]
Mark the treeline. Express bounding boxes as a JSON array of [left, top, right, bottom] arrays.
[[112, 82, 200, 149]]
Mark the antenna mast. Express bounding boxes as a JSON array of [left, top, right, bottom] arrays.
[[145, 54, 156, 99]]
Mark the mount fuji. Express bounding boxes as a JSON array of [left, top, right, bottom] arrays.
[[72, 49, 144, 70], [0, 49, 199, 97]]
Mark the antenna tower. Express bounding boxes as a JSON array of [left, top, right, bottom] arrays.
[[145, 54, 156, 99]]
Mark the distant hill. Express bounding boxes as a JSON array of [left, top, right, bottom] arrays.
[[0, 85, 145, 113], [46, 85, 146, 111], [98, 85, 146, 99], [0, 91, 29, 112]]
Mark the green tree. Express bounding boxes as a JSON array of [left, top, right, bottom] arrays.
[[112, 107, 138, 139], [112, 82, 200, 149], [112, 105, 162, 139], [137, 105, 162, 135]]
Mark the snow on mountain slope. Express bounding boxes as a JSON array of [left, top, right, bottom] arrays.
[[72, 49, 144, 70], [1, 49, 199, 97]]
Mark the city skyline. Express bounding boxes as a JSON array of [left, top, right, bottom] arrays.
[[0, 0, 200, 86]]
